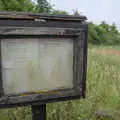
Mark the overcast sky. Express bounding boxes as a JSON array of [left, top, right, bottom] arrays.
[[49, 0, 120, 29]]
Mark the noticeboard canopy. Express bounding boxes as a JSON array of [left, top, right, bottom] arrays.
[[0, 11, 87, 21]]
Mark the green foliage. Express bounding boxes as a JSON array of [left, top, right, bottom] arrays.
[[71, 10, 120, 45], [52, 9, 68, 15], [88, 23, 100, 44], [0, 0, 52, 13], [0, 0, 68, 15], [88, 21, 120, 45], [35, 0, 52, 13], [0, 0, 35, 12]]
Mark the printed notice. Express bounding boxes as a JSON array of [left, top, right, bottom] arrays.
[[1, 38, 73, 94]]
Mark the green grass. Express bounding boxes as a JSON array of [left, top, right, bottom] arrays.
[[1, 45, 120, 120]]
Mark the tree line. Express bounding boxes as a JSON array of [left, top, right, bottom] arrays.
[[88, 22, 120, 45], [0, 0, 68, 15], [0, 0, 119, 45]]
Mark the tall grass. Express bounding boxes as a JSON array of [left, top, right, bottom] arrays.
[[0, 46, 120, 120]]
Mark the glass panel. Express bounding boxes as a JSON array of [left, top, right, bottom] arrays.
[[1, 38, 73, 94]]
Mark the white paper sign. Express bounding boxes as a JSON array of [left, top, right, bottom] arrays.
[[1, 38, 73, 94]]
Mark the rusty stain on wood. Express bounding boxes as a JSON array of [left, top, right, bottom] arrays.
[[28, 62, 34, 79]]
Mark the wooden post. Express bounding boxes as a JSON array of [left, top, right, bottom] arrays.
[[32, 104, 46, 120]]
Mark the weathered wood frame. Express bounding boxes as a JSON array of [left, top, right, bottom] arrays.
[[0, 18, 88, 109]]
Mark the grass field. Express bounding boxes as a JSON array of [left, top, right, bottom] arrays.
[[0, 45, 120, 120]]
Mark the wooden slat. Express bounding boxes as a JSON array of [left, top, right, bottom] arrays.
[[0, 12, 87, 22], [0, 27, 82, 36]]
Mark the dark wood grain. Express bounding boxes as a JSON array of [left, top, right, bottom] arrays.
[[0, 27, 84, 36], [0, 12, 87, 21], [0, 20, 87, 28], [0, 39, 4, 97], [32, 104, 46, 120]]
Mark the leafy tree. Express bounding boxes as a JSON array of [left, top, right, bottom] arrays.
[[88, 21, 120, 45], [35, 0, 52, 13], [0, 0, 35, 12], [88, 23, 101, 45], [52, 9, 68, 15], [109, 23, 118, 34]]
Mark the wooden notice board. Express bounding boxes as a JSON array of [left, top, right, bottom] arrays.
[[0, 12, 88, 108]]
